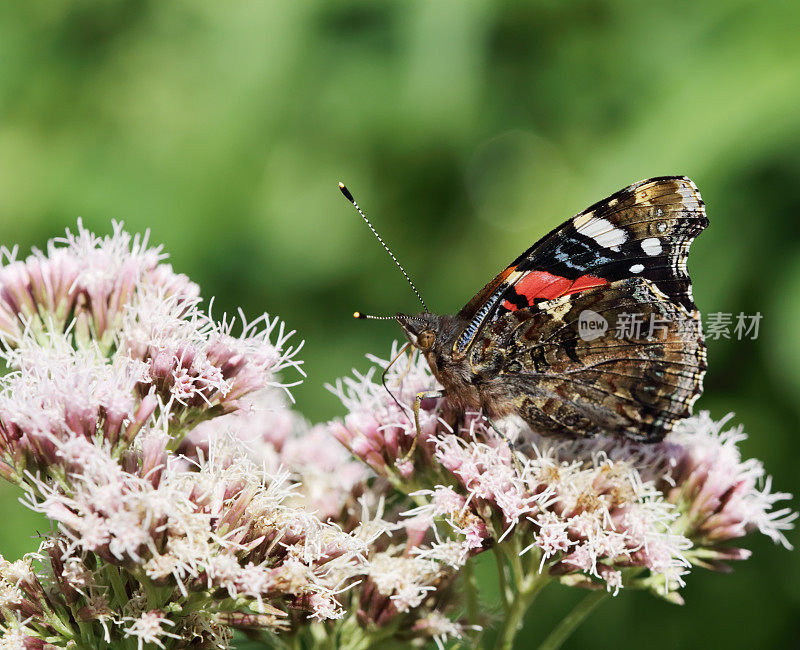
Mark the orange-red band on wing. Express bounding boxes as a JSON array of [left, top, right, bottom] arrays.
[[503, 271, 609, 311], [567, 274, 609, 293]]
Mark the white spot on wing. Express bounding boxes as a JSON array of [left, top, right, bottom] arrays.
[[629, 264, 644, 274], [677, 179, 701, 210], [641, 237, 662, 256], [573, 215, 628, 250], [657, 222, 667, 233], [538, 295, 572, 321]]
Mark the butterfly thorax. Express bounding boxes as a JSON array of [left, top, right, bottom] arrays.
[[397, 311, 491, 412]]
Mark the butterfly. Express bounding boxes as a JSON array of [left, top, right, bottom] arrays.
[[342, 176, 708, 447]]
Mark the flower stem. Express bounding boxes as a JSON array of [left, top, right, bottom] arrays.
[[105, 565, 128, 608], [491, 574, 549, 650], [462, 557, 481, 628], [493, 547, 511, 615], [536, 590, 609, 650]]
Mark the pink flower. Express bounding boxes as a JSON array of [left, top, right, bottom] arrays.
[[326, 342, 448, 476], [0, 223, 372, 649], [0, 220, 197, 344], [330, 343, 796, 598], [122, 611, 181, 650], [186, 389, 371, 525]]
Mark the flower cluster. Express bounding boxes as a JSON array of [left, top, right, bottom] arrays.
[[327, 342, 449, 479], [539, 412, 796, 564], [0, 223, 363, 649], [119, 289, 303, 417], [332, 512, 475, 650], [407, 425, 690, 598], [186, 389, 370, 525], [25, 435, 365, 613], [188, 391, 475, 649], [0, 220, 196, 348], [329, 344, 796, 604], [0, 222, 303, 486]]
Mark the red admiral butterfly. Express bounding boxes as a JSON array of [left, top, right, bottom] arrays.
[[341, 177, 707, 448]]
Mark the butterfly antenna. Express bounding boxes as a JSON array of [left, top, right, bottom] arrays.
[[339, 182, 428, 312], [353, 311, 395, 320]]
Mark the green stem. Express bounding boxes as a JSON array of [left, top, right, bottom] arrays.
[[462, 558, 480, 628], [536, 590, 609, 650], [491, 574, 549, 650], [75, 621, 94, 646], [343, 626, 399, 650], [105, 565, 128, 608], [493, 547, 511, 615], [507, 536, 526, 584]]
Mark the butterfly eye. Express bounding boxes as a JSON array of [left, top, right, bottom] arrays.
[[417, 330, 436, 351]]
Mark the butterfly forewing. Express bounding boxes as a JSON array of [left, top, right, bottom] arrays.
[[455, 176, 707, 354]]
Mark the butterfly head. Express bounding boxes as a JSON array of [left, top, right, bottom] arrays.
[[396, 312, 439, 352]]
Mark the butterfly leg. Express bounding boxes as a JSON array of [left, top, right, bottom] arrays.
[[486, 416, 524, 475], [398, 389, 445, 466]]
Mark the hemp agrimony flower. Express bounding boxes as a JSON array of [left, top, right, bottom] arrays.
[[0, 223, 360, 649], [328, 344, 796, 646]]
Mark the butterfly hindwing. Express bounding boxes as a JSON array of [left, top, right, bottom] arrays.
[[455, 176, 707, 354], [471, 277, 706, 441]]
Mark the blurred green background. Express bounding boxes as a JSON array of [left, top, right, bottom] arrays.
[[1, 0, 798, 647]]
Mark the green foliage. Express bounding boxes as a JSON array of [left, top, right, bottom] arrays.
[[0, 1, 797, 648]]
